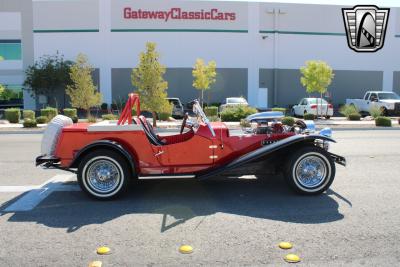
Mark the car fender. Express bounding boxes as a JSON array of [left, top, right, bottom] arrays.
[[197, 134, 337, 179], [69, 140, 137, 175]]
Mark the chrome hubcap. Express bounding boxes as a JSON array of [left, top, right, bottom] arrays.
[[295, 155, 327, 188], [87, 160, 120, 193]]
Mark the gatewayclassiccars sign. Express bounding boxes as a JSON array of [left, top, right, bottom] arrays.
[[112, 0, 247, 31]]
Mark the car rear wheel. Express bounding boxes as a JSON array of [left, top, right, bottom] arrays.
[[77, 149, 130, 199], [284, 146, 335, 195]]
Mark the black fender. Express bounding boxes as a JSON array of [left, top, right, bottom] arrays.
[[69, 140, 136, 175], [197, 134, 337, 179]]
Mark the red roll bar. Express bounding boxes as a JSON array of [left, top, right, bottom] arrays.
[[117, 93, 141, 125]]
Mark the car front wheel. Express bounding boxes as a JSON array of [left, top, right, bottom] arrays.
[[285, 146, 335, 195], [77, 149, 130, 199]]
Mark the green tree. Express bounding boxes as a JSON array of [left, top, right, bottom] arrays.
[[192, 58, 217, 107], [300, 60, 334, 117], [131, 42, 169, 127], [66, 53, 102, 118], [23, 52, 72, 107]]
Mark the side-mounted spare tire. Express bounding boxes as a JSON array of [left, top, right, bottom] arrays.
[[284, 146, 335, 195], [77, 149, 131, 199]]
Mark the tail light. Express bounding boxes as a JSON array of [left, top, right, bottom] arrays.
[[310, 104, 317, 109], [328, 104, 333, 109]]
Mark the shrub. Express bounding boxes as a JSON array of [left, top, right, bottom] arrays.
[[36, 116, 48, 124], [131, 109, 137, 116], [111, 103, 118, 110], [204, 106, 218, 117], [88, 116, 97, 123], [41, 107, 58, 120], [304, 113, 316, 120], [158, 112, 170, 121], [71, 116, 78, 123], [272, 107, 286, 114], [5, 108, 20, 123], [102, 114, 118, 120], [23, 118, 37, 128], [348, 113, 361, 121], [375, 116, 391, 127], [63, 108, 77, 118], [369, 106, 382, 119], [23, 110, 35, 120], [340, 104, 359, 119], [209, 115, 221, 122], [101, 103, 108, 110], [281, 116, 295, 126], [220, 105, 257, 122]]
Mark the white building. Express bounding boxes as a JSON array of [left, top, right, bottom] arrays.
[[1, 0, 399, 110]]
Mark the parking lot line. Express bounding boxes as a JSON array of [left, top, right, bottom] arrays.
[[2, 174, 79, 212]]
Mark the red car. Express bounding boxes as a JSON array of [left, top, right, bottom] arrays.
[[36, 93, 345, 199]]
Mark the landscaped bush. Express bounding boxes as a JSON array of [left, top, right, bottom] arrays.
[[304, 113, 316, 120], [71, 116, 78, 123], [204, 106, 218, 117], [63, 108, 77, 118], [102, 114, 118, 120], [272, 107, 286, 114], [36, 116, 48, 124], [23, 110, 35, 120], [375, 116, 392, 127], [348, 113, 361, 121], [131, 109, 137, 116], [208, 115, 220, 122], [41, 107, 58, 121], [220, 106, 257, 122], [23, 118, 37, 128], [5, 108, 20, 123], [158, 112, 170, 121], [340, 104, 360, 120], [88, 116, 97, 123], [111, 103, 118, 110], [281, 116, 295, 126], [369, 106, 382, 119]]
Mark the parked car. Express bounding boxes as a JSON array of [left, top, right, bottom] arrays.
[[346, 91, 400, 116], [292, 98, 333, 119], [219, 97, 248, 112], [166, 97, 184, 119], [36, 93, 345, 199]]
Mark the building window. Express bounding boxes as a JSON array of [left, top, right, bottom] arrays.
[[0, 41, 22, 60]]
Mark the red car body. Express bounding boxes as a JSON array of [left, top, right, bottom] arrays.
[[37, 94, 346, 199]]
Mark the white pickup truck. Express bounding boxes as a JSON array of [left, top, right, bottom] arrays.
[[346, 91, 400, 116]]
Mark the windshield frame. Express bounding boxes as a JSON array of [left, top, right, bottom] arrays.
[[192, 100, 216, 137]]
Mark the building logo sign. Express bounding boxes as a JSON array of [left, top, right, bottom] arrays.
[[342, 5, 389, 52], [123, 7, 236, 22]]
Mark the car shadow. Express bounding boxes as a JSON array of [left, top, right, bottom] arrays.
[[1, 175, 349, 233]]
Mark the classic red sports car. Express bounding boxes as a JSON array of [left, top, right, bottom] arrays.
[[36, 93, 345, 199]]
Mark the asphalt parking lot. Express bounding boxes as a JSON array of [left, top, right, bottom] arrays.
[[0, 129, 400, 266]]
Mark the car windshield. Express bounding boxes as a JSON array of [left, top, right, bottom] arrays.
[[308, 98, 328, 104], [227, 98, 247, 104], [192, 100, 216, 136], [378, 92, 400, 100], [168, 99, 180, 106]]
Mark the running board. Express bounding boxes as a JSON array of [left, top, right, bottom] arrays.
[[138, 175, 195, 180]]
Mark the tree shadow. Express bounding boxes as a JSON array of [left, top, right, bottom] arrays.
[[1, 176, 350, 233]]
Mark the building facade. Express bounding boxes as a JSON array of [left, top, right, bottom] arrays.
[[1, 0, 400, 110]]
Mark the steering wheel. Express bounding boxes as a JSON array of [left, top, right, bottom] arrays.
[[180, 113, 189, 134]]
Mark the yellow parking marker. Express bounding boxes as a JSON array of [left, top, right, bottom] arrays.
[[284, 254, 301, 263], [179, 245, 193, 254], [97, 246, 111, 255], [88, 261, 102, 267], [278, 242, 293, 249]]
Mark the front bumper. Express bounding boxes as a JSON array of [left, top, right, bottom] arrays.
[[328, 152, 346, 166]]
